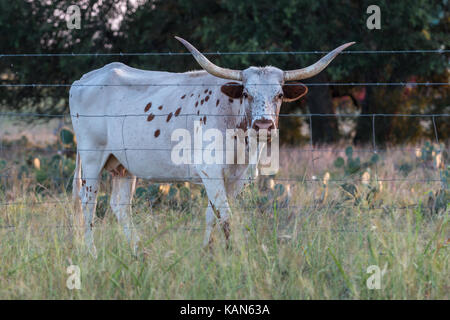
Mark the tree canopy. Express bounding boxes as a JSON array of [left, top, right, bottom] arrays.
[[0, 0, 448, 144]]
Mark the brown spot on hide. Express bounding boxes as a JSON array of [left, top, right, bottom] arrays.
[[76, 113, 79, 118], [209, 90, 212, 95], [201, 99, 204, 105], [209, 201, 218, 216], [203, 116, 207, 124], [209, 201, 230, 243], [205, 96, 210, 102], [82, 179, 86, 186], [204, 89, 208, 94], [190, 93, 193, 97], [147, 113, 155, 121], [229, 98, 233, 103], [166, 112, 173, 122], [216, 99, 220, 107], [181, 94, 186, 99], [197, 110, 200, 115], [195, 101, 198, 107], [223, 221, 230, 243], [154, 129, 160, 137], [144, 102, 152, 112], [158, 105, 163, 110], [175, 107, 181, 117], [236, 118, 249, 131]]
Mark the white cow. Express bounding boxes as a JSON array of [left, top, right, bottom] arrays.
[[70, 37, 353, 255]]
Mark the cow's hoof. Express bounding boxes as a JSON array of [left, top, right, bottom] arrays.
[[201, 240, 215, 256]]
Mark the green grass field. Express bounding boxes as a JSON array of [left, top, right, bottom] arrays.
[[0, 145, 448, 299]]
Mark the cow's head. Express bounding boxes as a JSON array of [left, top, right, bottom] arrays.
[[175, 36, 354, 139]]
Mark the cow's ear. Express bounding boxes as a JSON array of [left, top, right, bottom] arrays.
[[221, 82, 244, 99], [282, 83, 308, 102]]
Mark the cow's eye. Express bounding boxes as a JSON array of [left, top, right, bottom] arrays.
[[278, 93, 284, 99]]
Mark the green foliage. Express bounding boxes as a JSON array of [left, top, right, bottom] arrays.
[[332, 146, 382, 207], [397, 163, 414, 177], [243, 180, 290, 214], [416, 141, 447, 168], [96, 194, 109, 219], [0, 159, 6, 171], [419, 141, 436, 162], [34, 154, 75, 193], [334, 146, 379, 176], [0, 0, 447, 143], [426, 188, 449, 214], [59, 128, 75, 146], [0, 0, 125, 115], [441, 165, 450, 190], [134, 183, 199, 211]]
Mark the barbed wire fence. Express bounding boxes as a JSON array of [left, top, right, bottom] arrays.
[[0, 48, 448, 232]]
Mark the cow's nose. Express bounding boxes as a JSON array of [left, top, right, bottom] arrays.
[[252, 119, 275, 132]]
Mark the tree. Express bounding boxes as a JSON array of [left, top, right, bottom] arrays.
[[347, 0, 449, 144], [0, 0, 123, 115], [170, 0, 448, 144], [0, 0, 447, 143]]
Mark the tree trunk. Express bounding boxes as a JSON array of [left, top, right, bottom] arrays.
[[306, 72, 339, 144], [353, 85, 373, 144]]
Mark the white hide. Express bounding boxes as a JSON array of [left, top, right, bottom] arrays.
[[70, 62, 286, 254]]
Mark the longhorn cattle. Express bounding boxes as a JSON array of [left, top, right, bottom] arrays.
[[70, 37, 354, 256]]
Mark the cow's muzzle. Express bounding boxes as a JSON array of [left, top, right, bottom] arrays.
[[252, 119, 276, 142]]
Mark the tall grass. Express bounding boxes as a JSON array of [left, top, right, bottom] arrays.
[[0, 145, 448, 299]]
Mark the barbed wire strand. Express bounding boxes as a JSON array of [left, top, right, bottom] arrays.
[[0, 112, 449, 118], [0, 199, 426, 209], [0, 82, 448, 88], [0, 49, 448, 57], [1, 146, 448, 153], [0, 176, 443, 190]]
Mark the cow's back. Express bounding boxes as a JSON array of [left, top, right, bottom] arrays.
[[70, 63, 175, 148], [69, 62, 242, 180]]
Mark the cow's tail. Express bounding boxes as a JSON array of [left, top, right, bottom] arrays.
[[73, 151, 83, 236]]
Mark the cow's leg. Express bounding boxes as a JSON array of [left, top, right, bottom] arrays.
[[72, 152, 83, 238], [110, 170, 140, 254], [79, 155, 103, 257], [203, 181, 246, 248], [201, 174, 232, 248], [203, 204, 215, 247]]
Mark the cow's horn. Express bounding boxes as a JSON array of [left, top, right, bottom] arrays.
[[175, 36, 242, 81], [283, 42, 355, 81]]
